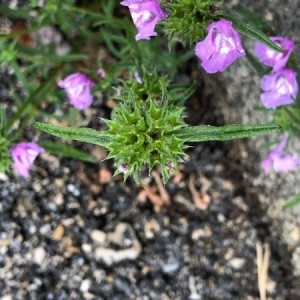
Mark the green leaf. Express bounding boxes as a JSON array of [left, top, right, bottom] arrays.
[[16, 45, 88, 62], [34, 122, 110, 147], [218, 13, 283, 53], [39, 140, 97, 163], [231, 4, 274, 34], [6, 70, 58, 131], [0, 105, 7, 135], [177, 123, 280, 142], [0, 4, 31, 18], [282, 193, 300, 209]]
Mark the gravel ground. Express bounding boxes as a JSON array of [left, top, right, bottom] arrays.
[[0, 134, 297, 299], [1, 0, 300, 299]]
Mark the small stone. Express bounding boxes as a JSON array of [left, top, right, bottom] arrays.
[[82, 243, 92, 253], [39, 224, 51, 235], [53, 193, 64, 205], [144, 219, 160, 239], [162, 260, 180, 274], [33, 247, 46, 265], [80, 279, 91, 292], [224, 248, 234, 261], [67, 184, 80, 197], [52, 225, 65, 240], [1, 295, 13, 300], [62, 218, 75, 226], [292, 246, 300, 276], [0, 173, 9, 181], [217, 214, 225, 223], [93, 269, 106, 283], [90, 230, 107, 245], [284, 223, 300, 247], [228, 258, 245, 269], [191, 226, 212, 240], [98, 168, 112, 184], [265, 11, 273, 21]]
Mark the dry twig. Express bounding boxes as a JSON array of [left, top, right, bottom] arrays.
[[188, 173, 210, 210], [256, 242, 270, 300]]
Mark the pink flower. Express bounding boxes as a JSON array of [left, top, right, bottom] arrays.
[[10, 142, 44, 178], [262, 134, 300, 174], [58, 73, 94, 110], [195, 19, 245, 74], [254, 37, 294, 71], [260, 68, 298, 109], [121, 0, 168, 40]]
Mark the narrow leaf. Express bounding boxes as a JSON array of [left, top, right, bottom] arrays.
[[218, 13, 282, 53], [16, 45, 88, 62], [6, 70, 58, 131], [0, 105, 7, 134], [177, 123, 280, 142], [231, 4, 274, 34], [0, 4, 31, 18], [39, 140, 97, 163], [34, 122, 110, 147], [282, 193, 300, 209]]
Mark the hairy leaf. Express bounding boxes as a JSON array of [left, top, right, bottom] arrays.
[[177, 123, 280, 142], [34, 122, 110, 147]]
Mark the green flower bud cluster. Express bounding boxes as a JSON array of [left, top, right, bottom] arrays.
[[162, 0, 223, 46], [104, 75, 187, 184]]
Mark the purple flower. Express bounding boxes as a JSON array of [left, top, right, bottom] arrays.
[[195, 19, 245, 74], [58, 73, 94, 110], [120, 0, 168, 40], [10, 142, 44, 178], [262, 134, 300, 173], [254, 37, 294, 71], [134, 71, 142, 84], [260, 68, 298, 109], [118, 163, 128, 174]]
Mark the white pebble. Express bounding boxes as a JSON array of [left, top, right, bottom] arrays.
[[33, 247, 46, 265], [228, 258, 245, 269], [80, 279, 91, 292]]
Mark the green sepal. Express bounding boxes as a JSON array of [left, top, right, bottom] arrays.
[[34, 122, 110, 147], [176, 123, 280, 142], [218, 13, 283, 53], [39, 140, 97, 163], [282, 193, 300, 209]]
